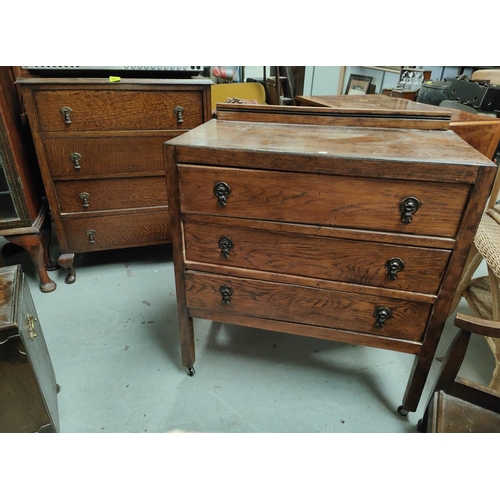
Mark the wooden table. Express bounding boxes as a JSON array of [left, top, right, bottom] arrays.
[[295, 94, 500, 160]]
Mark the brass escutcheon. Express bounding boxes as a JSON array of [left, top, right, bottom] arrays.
[[374, 307, 392, 328], [385, 257, 405, 280], [86, 229, 96, 244], [60, 106, 73, 124], [79, 192, 90, 208], [218, 236, 233, 258], [70, 152, 82, 170], [214, 182, 231, 207], [219, 285, 233, 304], [27, 314, 37, 340], [173, 105, 185, 124], [400, 196, 421, 224]]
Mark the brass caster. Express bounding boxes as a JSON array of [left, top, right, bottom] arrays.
[[397, 405, 409, 416], [416, 418, 427, 432]]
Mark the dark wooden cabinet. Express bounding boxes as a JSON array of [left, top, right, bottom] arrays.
[[0, 265, 60, 432], [17, 77, 212, 283], [0, 67, 57, 292], [165, 103, 497, 414]]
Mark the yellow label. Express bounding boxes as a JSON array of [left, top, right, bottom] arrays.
[[109, 76, 121, 82]]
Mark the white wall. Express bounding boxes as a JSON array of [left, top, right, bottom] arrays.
[[236, 66, 469, 96], [303, 66, 468, 96]]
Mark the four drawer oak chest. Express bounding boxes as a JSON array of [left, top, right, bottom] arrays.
[[17, 77, 212, 284], [164, 104, 497, 414]]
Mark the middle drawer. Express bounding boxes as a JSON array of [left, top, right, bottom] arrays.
[[183, 219, 450, 295], [42, 135, 178, 177], [55, 176, 168, 214]]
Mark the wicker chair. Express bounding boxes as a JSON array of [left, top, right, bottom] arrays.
[[451, 201, 500, 392], [448, 70, 500, 391]]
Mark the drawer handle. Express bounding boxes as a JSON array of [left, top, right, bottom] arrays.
[[60, 106, 73, 124], [70, 152, 82, 170], [214, 182, 231, 207], [86, 229, 96, 244], [385, 257, 405, 280], [27, 314, 37, 341], [400, 196, 421, 224], [218, 236, 233, 258], [374, 307, 392, 328], [219, 285, 233, 304], [173, 105, 185, 124], [79, 192, 90, 208]]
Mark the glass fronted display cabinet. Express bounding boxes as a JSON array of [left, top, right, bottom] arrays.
[[0, 66, 57, 292]]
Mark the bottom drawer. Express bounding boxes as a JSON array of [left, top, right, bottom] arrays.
[[185, 271, 432, 342], [61, 210, 171, 252]]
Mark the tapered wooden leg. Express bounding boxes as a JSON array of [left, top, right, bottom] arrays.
[[6, 232, 56, 293], [179, 312, 195, 375], [58, 253, 76, 284], [399, 354, 433, 414]]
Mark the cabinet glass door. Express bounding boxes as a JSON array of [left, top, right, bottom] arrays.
[[0, 147, 19, 221]]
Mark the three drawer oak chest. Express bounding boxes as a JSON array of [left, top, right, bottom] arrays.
[[165, 104, 497, 414], [17, 77, 212, 283]]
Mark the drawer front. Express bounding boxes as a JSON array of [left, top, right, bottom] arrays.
[[34, 90, 205, 132], [178, 166, 471, 238], [183, 220, 450, 295], [55, 176, 168, 214], [62, 210, 170, 252], [43, 134, 180, 177], [185, 272, 432, 342]]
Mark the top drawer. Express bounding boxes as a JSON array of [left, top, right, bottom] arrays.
[[178, 165, 471, 238], [32, 90, 205, 132]]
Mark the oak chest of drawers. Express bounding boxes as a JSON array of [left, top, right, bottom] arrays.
[[165, 104, 497, 414], [17, 77, 212, 283]]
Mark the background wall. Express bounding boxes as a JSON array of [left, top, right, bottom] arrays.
[[242, 66, 471, 96]]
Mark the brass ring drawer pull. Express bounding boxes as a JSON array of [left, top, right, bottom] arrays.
[[385, 257, 405, 280], [86, 229, 96, 244], [400, 196, 421, 224], [60, 106, 73, 124], [219, 285, 233, 304], [214, 182, 231, 207], [70, 152, 82, 170], [79, 192, 90, 208], [374, 307, 392, 328], [173, 105, 185, 124], [218, 236, 233, 258]]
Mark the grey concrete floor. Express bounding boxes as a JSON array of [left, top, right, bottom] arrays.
[[1, 237, 495, 433]]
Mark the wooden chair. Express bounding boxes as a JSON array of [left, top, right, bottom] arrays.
[[418, 313, 500, 432], [449, 171, 500, 392], [211, 82, 267, 113], [471, 69, 500, 85]]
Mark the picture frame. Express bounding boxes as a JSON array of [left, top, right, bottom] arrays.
[[345, 74, 373, 95]]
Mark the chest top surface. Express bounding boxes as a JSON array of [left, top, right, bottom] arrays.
[[168, 118, 495, 168]]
